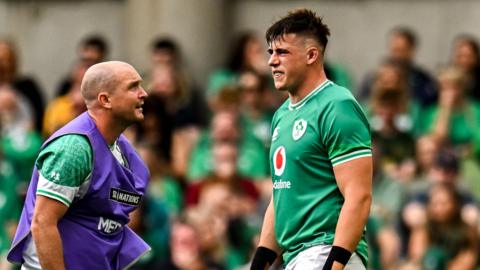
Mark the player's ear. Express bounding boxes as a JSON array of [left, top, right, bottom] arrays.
[[98, 92, 112, 109], [306, 46, 320, 65]]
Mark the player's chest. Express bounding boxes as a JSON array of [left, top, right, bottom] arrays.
[[270, 111, 324, 160]]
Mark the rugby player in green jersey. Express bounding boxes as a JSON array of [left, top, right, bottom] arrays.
[[250, 9, 373, 270]]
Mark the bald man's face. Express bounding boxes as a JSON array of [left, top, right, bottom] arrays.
[[109, 65, 148, 123]]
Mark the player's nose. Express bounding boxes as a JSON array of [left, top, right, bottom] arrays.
[[138, 86, 148, 99], [268, 54, 279, 67]]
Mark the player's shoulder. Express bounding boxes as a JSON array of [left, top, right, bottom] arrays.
[[39, 134, 93, 163], [315, 82, 366, 119], [44, 134, 91, 151], [315, 81, 357, 105]]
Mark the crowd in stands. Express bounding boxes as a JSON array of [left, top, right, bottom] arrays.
[[1, 26, 480, 270]]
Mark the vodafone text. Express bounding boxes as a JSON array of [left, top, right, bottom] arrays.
[[273, 179, 291, 189]]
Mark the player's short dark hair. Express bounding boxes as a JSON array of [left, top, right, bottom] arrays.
[[266, 9, 330, 50], [390, 26, 417, 48], [81, 35, 109, 56]]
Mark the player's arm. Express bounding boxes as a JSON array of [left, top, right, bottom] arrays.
[[251, 196, 282, 270], [321, 98, 372, 270], [31, 135, 92, 270], [328, 156, 372, 270], [31, 196, 68, 270]]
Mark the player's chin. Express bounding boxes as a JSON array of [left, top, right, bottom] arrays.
[[273, 80, 288, 91], [133, 111, 145, 121], [275, 83, 289, 92]]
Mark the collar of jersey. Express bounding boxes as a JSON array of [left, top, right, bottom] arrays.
[[109, 140, 118, 150], [288, 80, 332, 111]]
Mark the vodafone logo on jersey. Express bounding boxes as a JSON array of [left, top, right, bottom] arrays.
[[273, 146, 286, 176]]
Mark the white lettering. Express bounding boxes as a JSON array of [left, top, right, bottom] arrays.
[[273, 179, 291, 189], [98, 217, 109, 231], [109, 188, 142, 205], [98, 217, 122, 234]]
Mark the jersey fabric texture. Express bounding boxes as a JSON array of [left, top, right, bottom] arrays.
[[35, 134, 93, 206], [269, 80, 371, 266], [35, 134, 127, 207]]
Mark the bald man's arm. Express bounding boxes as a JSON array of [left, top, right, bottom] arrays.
[[31, 196, 68, 270]]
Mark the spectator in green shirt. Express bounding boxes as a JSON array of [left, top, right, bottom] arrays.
[[418, 66, 480, 155], [187, 109, 268, 182]]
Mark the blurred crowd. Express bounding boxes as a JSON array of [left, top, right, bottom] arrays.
[[1, 26, 480, 270]]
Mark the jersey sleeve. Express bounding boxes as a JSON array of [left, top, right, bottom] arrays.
[[320, 98, 372, 167], [35, 134, 93, 206]]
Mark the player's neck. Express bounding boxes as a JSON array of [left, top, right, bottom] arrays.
[[88, 110, 127, 145], [289, 68, 327, 105]]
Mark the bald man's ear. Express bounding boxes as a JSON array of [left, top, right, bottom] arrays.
[[306, 47, 320, 65], [98, 92, 112, 109]]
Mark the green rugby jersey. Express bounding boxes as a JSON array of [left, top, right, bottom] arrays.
[[269, 80, 371, 266], [36, 134, 127, 206]]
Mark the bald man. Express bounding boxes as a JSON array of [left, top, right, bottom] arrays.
[[8, 61, 150, 270]]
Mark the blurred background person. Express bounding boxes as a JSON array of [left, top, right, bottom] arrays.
[[42, 62, 88, 137], [368, 84, 417, 182], [0, 39, 45, 133], [143, 38, 208, 178], [414, 135, 441, 182], [148, 63, 207, 131], [153, 216, 225, 270], [408, 183, 478, 270], [0, 84, 42, 195], [0, 85, 34, 138], [359, 27, 438, 107], [186, 141, 259, 208], [150, 37, 182, 69], [417, 66, 480, 155], [128, 94, 174, 164], [450, 34, 480, 101], [237, 71, 275, 149], [186, 141, 260, 270], [186, 108, 268, 182], [401, 149, 478, 259], [206, 31, 286, 113], [130, 143, 183, 269], [55, 35, 109, 97], [207, 31, 269, 101], [0, 149, 21, 270]]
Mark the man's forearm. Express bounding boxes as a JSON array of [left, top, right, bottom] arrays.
[[32, 223, 65, 270], [333, 194, 371, 252], [325, 195, 370, 270], [258, 197, 282, 253], [251, 197, 282, 270]]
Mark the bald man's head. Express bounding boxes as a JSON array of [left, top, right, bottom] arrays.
[[80, 61, 135, 107]]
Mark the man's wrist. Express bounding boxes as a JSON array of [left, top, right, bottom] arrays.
[[250, 246, 277, 270], [322, 245, 352, 270]]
